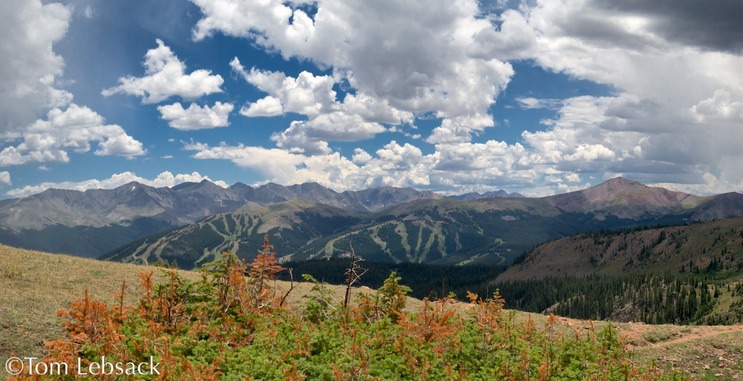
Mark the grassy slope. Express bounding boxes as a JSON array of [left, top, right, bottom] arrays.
[[1, 245, 742, 380]]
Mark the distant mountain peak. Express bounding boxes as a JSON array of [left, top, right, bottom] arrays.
[[115, 181, 142, 188], [110, 181, 157, 193], [583, 177, 650, 198], [550, 177, 705, 218], [297, 181, 323, 187], [597, 176, 646, 190], [261, 182, 284, 188], [588, 177, 699, 200], [602, 176, 639, 186], [448, 189, 523, 200], [173, 179, 215, 188]]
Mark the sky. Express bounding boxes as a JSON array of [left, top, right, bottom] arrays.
[[1, 0, 743, 198]]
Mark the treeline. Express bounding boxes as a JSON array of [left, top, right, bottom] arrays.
[[495, 274, 742, 325], [281, 260, 743, 325], [279, 259, 506, 300]]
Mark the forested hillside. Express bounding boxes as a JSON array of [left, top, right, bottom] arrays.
[[498, 217, 743, 281], [493, 218, 743, 324]]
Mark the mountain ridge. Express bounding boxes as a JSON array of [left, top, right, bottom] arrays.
[[2, 177, 742, 259], [0, 180, 440, 257], [102, 178, 743, 269]]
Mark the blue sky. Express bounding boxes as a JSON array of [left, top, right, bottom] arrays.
[[2, 0, 743, 198]]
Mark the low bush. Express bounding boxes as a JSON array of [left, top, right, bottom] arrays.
[[13, 238, 685, 380]]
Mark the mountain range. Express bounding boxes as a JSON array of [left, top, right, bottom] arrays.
[[0, 181, 440, 257], [102, 178, 743, 269], [2, 177, 742, 265]]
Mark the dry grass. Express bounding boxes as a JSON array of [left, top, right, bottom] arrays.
[[1, 245, 193, 361], [1, 244, 742, 380], [0, 245, 404, 369]]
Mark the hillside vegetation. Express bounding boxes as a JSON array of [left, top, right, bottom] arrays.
[[499, 217, 743, 281], [493, 218, 743, 325], [2, 245, 743, 379]]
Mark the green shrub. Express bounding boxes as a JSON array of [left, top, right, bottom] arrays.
[[20, 241, 687, 380]]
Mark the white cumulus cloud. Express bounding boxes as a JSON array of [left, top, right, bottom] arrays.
[[691, 89, 743, 122], [0, 0, 149, 170], [0, 172, 10, 186], [102, 39, 224, 104], [0, 104, 145, 165], [158, 102, 234, 130], [184, 139, 533, 193], [185, 0, 743, 195], [0, 0, 72, 134], [232, 60, 338, 117], [231, 58, 406, 154], [197, 0, 513, 148]]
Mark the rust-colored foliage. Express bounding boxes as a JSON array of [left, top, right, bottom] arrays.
[[14, 243, 291, 380], [55, 289, 123, 353], [248, 234, 285, 309], [467, 290, 506, 343], [211, 252, 250, 315], [400, 297, 460, 348], [394, 296, 462, 379], [249, 234, 284, 286], [16, 235, 679, 381]]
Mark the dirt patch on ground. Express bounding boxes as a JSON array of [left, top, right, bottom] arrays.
[[551, 318, 743, 380], [621, 323, 743, 380]]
